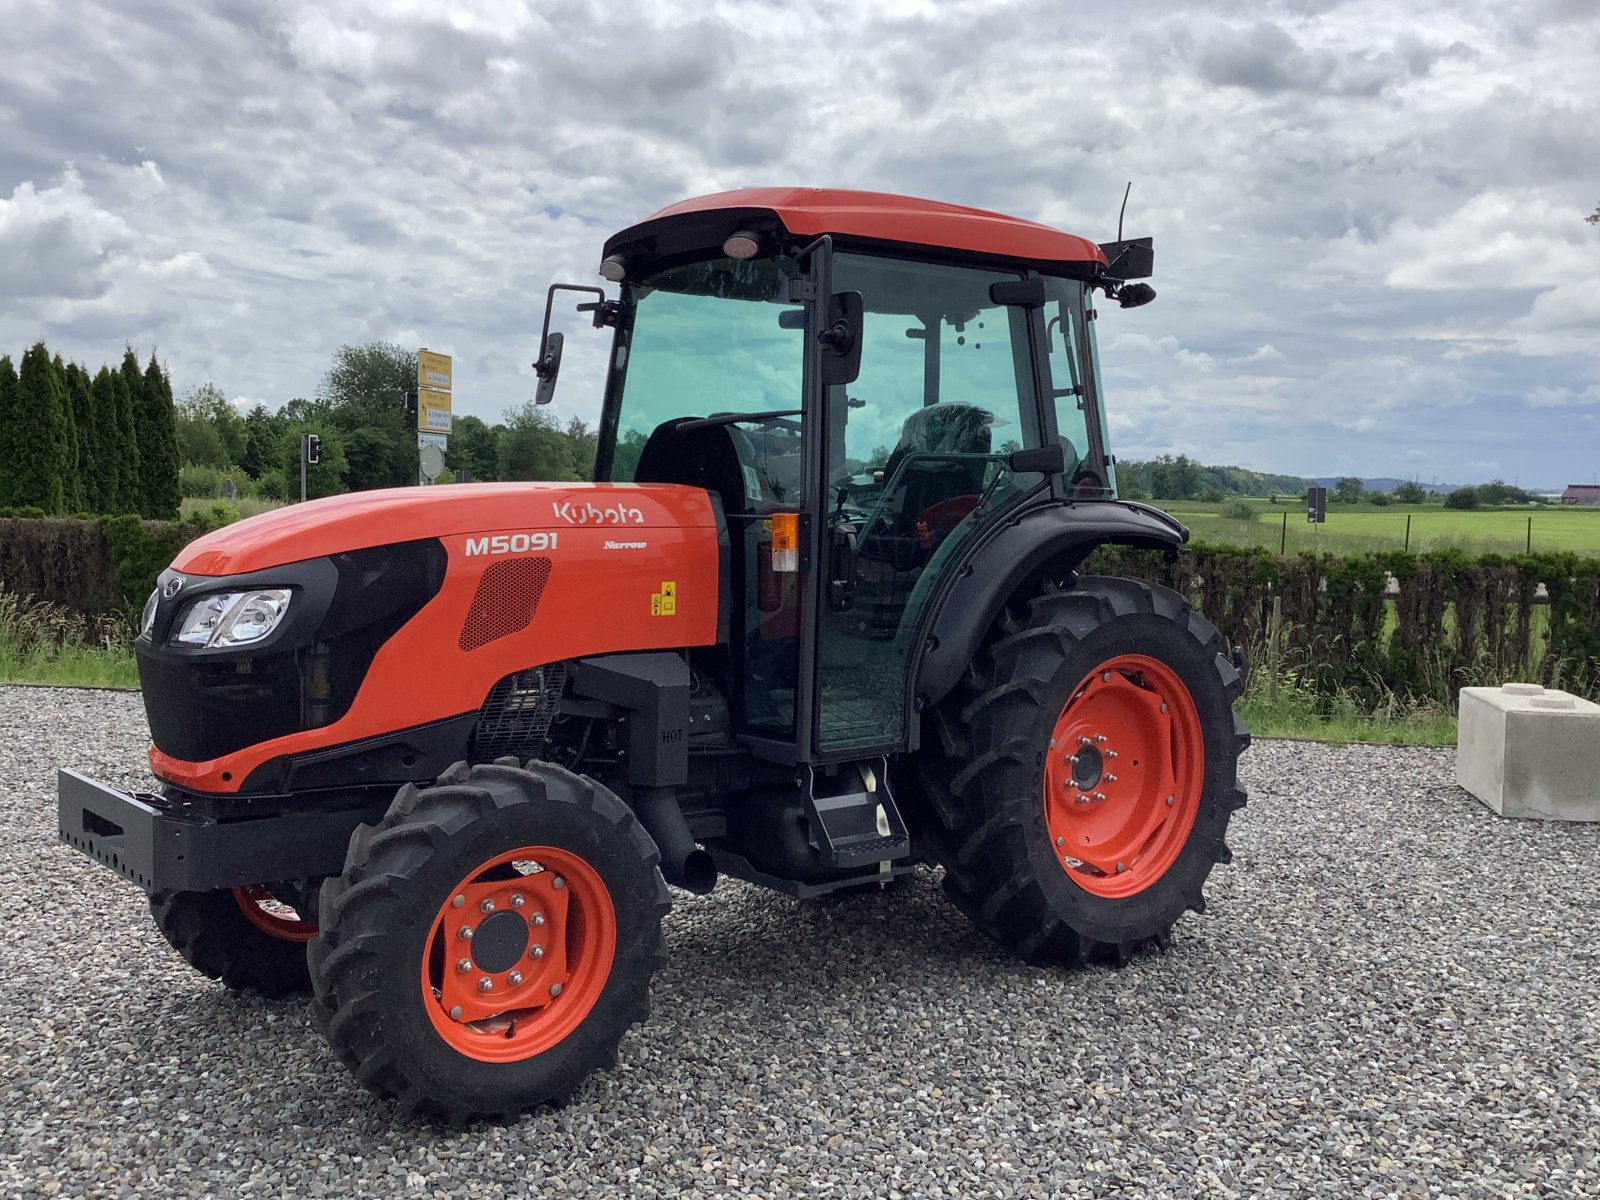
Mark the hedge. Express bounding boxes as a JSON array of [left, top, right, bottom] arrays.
[[1086, 544, 1600, 705], [0, 513, 214, 619]]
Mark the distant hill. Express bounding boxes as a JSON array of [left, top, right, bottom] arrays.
[[1313, 476, 1469, 494]]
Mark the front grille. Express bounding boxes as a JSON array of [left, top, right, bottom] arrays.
[[472, 663, 566, 763]]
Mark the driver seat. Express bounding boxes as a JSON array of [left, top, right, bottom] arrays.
[[633, 417, 755, 517]]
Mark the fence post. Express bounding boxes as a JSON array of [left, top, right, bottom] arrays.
[[1267, 593, 1283, 703], [1404, 514, 1411, 552], [1526, 516, 1532, 554], [1280, 512, 1287, 555]]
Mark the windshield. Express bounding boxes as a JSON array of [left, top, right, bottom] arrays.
[[603, 256, 803, 485]]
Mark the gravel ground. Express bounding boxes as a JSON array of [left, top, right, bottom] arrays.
[[2, 685, 1597, 1199]]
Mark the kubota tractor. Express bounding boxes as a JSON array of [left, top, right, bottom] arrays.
[[60, 188, 1248, 1120]]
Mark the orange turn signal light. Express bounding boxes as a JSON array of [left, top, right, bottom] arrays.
[[770, 511, 799, 573]]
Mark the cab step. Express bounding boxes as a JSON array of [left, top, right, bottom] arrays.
[[804, 761, 910, 870]]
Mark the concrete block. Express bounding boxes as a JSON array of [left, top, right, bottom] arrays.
[[1457, 683, 1600, 821]]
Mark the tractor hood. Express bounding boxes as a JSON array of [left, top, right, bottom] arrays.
[[174, 482, 720, 576]]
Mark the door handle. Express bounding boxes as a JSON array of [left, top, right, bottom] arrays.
[[828, 522, 859, 612]]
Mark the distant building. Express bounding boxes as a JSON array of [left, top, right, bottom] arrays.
[[1560, 484, 1600, 506]]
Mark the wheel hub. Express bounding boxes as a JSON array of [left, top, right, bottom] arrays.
[[1068, 743, 1103, 791], [469, 910, 530, 974]]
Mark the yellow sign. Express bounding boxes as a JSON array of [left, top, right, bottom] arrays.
[[650, 581, 677, 617], [418, 349, 452, 391], [417, 387, 452, 434]]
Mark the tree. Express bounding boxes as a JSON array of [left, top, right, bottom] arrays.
[[88, 367, 123, 513], [1333, 477, 1364, 504], [1444, 486, 1480, 510], [1366, 490, 1390, 506], [565, 416, 598, 480], [65, 363, 99, 511], [52, 355, 83, 512], [241, 404, 285, 479], [135, 354, 181, 519], [13, 342, 73, 513], [1588, 203, 1598, 225], [278, 422, 349, 500], [444, 413, 499, 483], [111, 368, 141, 513], [176, 383, 246, 467], [497, 402, 578, 482], [1146, 454, 1202, 500], [0, 355, 18, 507], [1391, 480, 1426, 505], [319, 342, 416, 491]]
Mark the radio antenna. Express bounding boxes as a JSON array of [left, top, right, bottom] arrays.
[[1116, 181, 1132, 242]]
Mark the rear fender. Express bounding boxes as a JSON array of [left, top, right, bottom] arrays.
[[910, 500, 1187, 711]]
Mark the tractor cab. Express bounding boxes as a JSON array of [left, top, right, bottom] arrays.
[[541, 189, 1133, 759]]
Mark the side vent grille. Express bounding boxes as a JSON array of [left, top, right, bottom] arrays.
[[459, 557, 552, 652], [473, 663, 567, 764]]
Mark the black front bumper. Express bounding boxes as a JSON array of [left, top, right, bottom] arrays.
[[58, 769, 382, 896]]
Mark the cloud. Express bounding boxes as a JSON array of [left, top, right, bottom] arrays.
[[0, 0, 1596, 488]]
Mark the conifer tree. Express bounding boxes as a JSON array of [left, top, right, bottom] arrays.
[[120, 348, 149, 514], [0, 355, 18, 508], [65, 362, 97, 511], [14, 342, 73, 513], [51, 354, 83, 511], [89, 366, 122, 514], [140, 353, 181, 520], [112, 367, 141, 514]]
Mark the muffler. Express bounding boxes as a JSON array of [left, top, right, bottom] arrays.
[[633, 788, 716, 895]]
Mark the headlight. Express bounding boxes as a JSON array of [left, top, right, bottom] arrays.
[[139, 589, 159, 640], [171, 589, 293, 648]]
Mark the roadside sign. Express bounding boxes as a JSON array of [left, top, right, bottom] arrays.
[[419, 443, 446, 481], [417, 431, 449, 450], [1307, 485, 1327, 524], [417, 387, 452, 434], [418, 350, 452, 391]]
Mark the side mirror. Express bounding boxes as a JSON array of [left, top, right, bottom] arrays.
[[818, 291, 863, 387], [533, 332, 564, 406], [1117, 282, 1157, 309], [1007, 442, 1065, 476]]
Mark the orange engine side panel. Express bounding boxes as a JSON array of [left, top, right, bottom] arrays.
[[150, 483, 722, 794]]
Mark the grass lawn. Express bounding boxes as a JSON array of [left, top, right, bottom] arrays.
[[1159, 498, 1600, 557]]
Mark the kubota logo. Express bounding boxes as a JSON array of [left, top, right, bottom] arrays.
[[552, 499, 645, 526], [464, 532, 559, 556]]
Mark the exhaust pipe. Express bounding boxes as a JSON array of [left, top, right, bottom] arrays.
[[633, 789, 716, 895]]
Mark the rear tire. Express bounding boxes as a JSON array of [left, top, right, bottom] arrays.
[[150, 887, 316, 997], [919, 575, 1248, 964], [308, 761, 669, 1121]]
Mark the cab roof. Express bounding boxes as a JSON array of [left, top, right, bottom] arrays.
[[604, 187, 1109, 270]]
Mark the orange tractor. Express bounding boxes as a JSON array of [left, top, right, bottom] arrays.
[[60, 189, 1247, 1119]]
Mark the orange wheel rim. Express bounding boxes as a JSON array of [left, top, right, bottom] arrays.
[[232, 885, 318, 943], [1041, 654, 1205, 898], [420, 846, 616, 1063]]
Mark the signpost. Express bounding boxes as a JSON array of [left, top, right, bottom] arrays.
[[416, 349, 452, 483], [1307, 484, 1326, 548]]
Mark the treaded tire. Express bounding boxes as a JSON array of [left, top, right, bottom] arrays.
[[919, 575, 1249, 965], [150, 889, 314, 998], [307, 760, 669, 1122]]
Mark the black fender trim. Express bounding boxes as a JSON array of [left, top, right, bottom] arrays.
[[910, 500, 1188, 711]]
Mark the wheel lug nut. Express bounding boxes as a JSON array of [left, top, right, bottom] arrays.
[[508, 971, 523, 986], [477, 976, 493, 992], [452, 894, 465, 909], [552, 876, 566, 890], [1105, 750, 1118, 760], [457, 925, 473, 941], [1092, 791, 1107, 802], [1104, 773, 1118, 783], [549, 983, 563, 997], [510, 893, 525, 908], [455, 958, 471, 974], [480, 898, 495, 914], [529, 944, 544, 959], [1067, 753, 1080, 765], [1078, 736, 1091, 747], [531, 913, 546, 927], [1094, 734, 1108, 745]]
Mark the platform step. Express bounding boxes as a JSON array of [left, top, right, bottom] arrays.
[[804, 762, 911, 870]]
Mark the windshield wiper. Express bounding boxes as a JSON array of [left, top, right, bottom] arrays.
[[676, 409, 802, 431]]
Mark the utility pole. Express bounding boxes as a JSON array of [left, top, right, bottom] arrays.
[[300, 433, 320, 502]]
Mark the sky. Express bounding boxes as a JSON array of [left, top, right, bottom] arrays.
[[1, 0, 1596, 489]]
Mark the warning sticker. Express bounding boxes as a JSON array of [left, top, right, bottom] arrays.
[[650, 581, 677, 617]]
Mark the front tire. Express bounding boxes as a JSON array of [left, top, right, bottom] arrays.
[[308, 761, 669, 1121], [150, 886, 316, 997], [920, 575, 1249, 964]]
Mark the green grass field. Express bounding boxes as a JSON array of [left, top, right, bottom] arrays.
[[1159, 498, 1600, 557]]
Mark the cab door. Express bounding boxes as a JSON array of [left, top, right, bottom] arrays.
[[812, 252, 1046, 754]]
